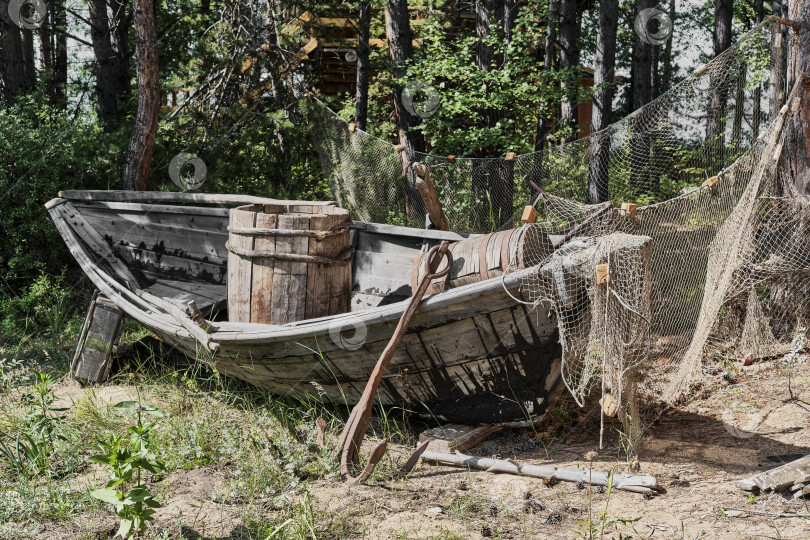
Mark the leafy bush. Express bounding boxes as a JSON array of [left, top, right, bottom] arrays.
[[0, 94, 118, 306]]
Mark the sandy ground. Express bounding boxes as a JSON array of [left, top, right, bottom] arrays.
[[308, 357, 810, 539], [16, 355, 810, 539]]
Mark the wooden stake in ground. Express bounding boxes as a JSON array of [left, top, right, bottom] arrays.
[[335, 242, 453, 481]]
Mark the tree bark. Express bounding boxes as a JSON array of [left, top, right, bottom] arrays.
[[111, 0, 131, 105], [20, 27, 36, 90], [587, 0, 619, 203], [559, 0, 579, 140], [632, 0, 655, 110], [53, 0, 68, 107], [475, 0, 496, 71], [751, 0, 764, 141], [661, 0, 675, 92], [355, 1, 371, 130], [122, 0, 160, 191], [771, 0, 788, 117], [0, 0, 26, 103], [535, 0, 558, 152], [384, 0, 425, 224], [89, 0, 125, 130], [39, 5, 54, 86], [706, 0, 734, 165], [782, 0, 809, 197]]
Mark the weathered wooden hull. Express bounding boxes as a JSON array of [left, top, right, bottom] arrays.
[[47, 191, 570, 424]]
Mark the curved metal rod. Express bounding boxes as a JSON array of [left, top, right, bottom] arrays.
[[336, 242, 453, 482]]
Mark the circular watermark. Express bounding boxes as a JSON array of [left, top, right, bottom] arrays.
[[344, 50, 358, 63], [721, 406, 763, 439], [634, 7, 673, 46], [169, 152, 207, 191], [8, 0, 47, 29], [328, 319, 368, 351], [402, 82, 440, 119]]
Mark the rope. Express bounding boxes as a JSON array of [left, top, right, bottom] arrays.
[[227, 223, 350, 240], [225, 242, 354, 266]]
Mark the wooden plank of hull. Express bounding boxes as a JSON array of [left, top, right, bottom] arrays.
[[213, 304, 553, 384], [142, 280, 226, 314], [152, 296, 564, 424], [210, 284, 540, 360], [109, 244, 226, 283], [352, 250, 414, 300], [210, 339, 563, 424], [76, 204, 230, 264]]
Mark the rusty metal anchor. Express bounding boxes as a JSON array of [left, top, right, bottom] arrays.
[[335, 241, 453, 483]]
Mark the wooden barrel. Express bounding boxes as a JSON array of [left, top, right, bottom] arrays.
[[226, 204, 352, 324], [411, 226, 553, 294]]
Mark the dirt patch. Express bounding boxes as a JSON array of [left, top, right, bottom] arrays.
[[303, 358, 810, 539], [15, 356, 810, 539]]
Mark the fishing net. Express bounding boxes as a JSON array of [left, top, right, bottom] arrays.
[[308, 20, 810, 419]]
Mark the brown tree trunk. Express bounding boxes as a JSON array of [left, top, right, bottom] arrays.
[[21, 27, 36, 89], [535, 0, 558, 152], [355, 1, 371, 130], [632, 0, 655, 110], [588, 0, 619, 203], [559, 0, 579, 141], [122, 0, 159, 192], [631, 0, 657, 195], [111, 0, 131, 104], [0, 0, 26, 103], [89, 0, 125, 130], [39, 6, 54, 89], [476, 0, 496, 71], [52, 0, 68, 107], [751, 0, 764, 141], [384, 0, 425, 224], [783, 0, 809, 197], [705, 0, 734, 166], [661, 0, 676, 92]]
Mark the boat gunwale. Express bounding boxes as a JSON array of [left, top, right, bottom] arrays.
[[46, 196, 546, 347]]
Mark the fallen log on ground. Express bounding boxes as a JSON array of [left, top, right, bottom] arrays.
[[420, 451, 661, 495], [736, 454, 810, 493]]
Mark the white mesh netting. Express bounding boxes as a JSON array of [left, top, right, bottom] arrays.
[[308, 20, 809, 418]]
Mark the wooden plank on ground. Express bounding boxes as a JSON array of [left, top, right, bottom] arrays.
[[737, 454, 810, 492], [418, 423, 502, 453]]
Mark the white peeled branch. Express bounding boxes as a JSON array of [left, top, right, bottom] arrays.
[[421, 451, 660, 495]]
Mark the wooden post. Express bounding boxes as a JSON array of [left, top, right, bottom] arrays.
[[521, 205, 537, 223], [596, 263, 611, 285], [619, 202, 638, 218], [702, 176, 719, 189], [412, 163, 450, 231], [72, 295, 124, 384]]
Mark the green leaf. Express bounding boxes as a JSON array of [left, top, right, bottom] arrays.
[[112, 401, 139, 410], [90, 487, 123, 506], [88, 455, 114, 466], [115, 518, 133, 539]]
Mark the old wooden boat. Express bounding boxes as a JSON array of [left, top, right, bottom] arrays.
[[47, 190, 570, 425]]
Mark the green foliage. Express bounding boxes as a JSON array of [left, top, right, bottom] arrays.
[[403, 2, 582, 157], [89, 400, 166, 539], [576, 473, 640, 539], [0, 370, 68, 478], [1, 272, 82, 348], [0, 94, 119, 300]]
